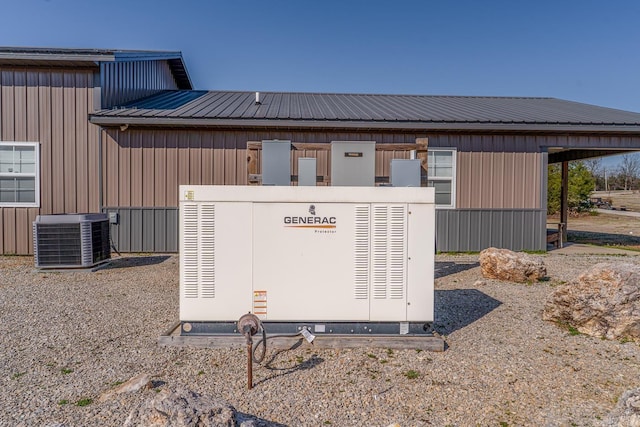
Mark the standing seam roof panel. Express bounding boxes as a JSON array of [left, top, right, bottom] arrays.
[[91, 90, 640, 126], [185, 92, 238, 117], [345, 94, 390, 121]]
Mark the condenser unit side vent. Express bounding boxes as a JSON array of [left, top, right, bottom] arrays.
[[33, 214, 110, 269]]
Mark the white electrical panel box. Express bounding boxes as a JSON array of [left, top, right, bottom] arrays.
[[179, 185, 435, 330]]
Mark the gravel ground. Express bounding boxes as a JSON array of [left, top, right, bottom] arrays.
[[1, 252, 639, 427]]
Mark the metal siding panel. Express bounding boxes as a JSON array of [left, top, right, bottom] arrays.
[[0, 70, 3, 139], [236, 147, 247, 185], [3, 209, 16, 254], [166, 132, 178, 206], [166, 208, 178, 252], [201, 132, 214, 185], [188, 131, 201, 184], [101, 60, 179, 109], [142, 131, 155, 206], [131, 209, 143, 252], [154, 131, 167, 206], [511, 211, 523, 250], [213, 132, 225, 184], [14, 70, 27, 140], [104, 130, 119, 207], [119, 209, 131, 252], [26, 71, 39, 141], [106, 207, 177, 253], [493, 152, 505, 208], [87, 92, 100, 212], [63, 72, 77, 212], [540, 151, 548, 211], [118, 131, 131, 206], [516, 153, 526, 208], [456, 151, 469, 208], [460, 210, 472, 252], [75, 71, 89, 213], [435, 209, 545, 252], [15, 209, 29, 254], [1, 71, 15, 141], [470, 152, 484, 207], [223, 132, 236, 184], [154, 209, 166, 252], [178, 132, 190, 185], [51, 72, 64, 213], [130, 131, 143, 206], [142, 209, 154, 252], [39, 72, 52, 214], [479, 210, 491, 248], [27, 208, 38, 255], [104, 209, 119, 251]]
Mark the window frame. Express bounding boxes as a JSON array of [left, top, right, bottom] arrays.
[[0, 141, 40, 208], [427, 148, 456, 209]]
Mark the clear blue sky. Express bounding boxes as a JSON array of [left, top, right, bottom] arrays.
[[1, 0, 639, 168]]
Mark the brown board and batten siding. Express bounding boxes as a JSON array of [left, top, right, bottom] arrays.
[[0, 66, 100, 254], [101, 128, 419, 251], [102, 128, 548, 252], [102, 129, 426, 206], [428, 134, 543, 209], [427, 133, 546, 251], [100, 60, 180, 109]]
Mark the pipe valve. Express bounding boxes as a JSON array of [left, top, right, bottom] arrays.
[[237, 313, 262, 389]]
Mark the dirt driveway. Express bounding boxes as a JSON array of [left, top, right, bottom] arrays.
[[562, 211, 640, 250]]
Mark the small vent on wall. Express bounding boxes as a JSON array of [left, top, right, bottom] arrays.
[[353, 205, 370, 299]]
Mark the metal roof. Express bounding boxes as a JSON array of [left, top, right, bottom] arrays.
[[90, 90, 640, 133], [0, 47, 192, 89]]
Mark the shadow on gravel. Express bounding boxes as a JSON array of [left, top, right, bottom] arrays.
[[103, 255, 172, 269], [568, 230, 640, 248], [435, 261, 479, 278], [253, 352, 324, 387], [236, 413, 288, 427], [433, 289, 502, 336]]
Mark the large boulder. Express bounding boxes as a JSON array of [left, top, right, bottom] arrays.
[[124, 387, 278, 427], [543, 262, 640, 341], [479, 247, 547, 283], [602, 387, 640, 427]]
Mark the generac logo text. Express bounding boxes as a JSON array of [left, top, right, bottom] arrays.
[[284, 216, 336, 225]]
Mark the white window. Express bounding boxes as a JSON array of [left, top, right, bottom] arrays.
[[427, 148, 456, 208], [0, 142, 40, 207]]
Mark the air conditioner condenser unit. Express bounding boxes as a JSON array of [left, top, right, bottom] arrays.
[[33, 213, 111, 269], [179, 185, 435, 336]]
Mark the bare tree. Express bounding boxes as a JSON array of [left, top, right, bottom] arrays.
[[617, 153, 640, 190], [583, 158, 603, 190], [583, 157, 602, 176]]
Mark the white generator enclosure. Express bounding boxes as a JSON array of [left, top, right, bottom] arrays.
[[179, 185, 435, 335]]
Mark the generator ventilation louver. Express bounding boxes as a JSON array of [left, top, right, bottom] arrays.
[[33, 214, 111, 269]]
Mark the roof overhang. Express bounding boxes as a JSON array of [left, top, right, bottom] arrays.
[[89, 115, 640, 134]]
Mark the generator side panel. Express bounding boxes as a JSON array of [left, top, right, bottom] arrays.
[[406, 203, 435, 322], [180, 201, 253, 321]]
